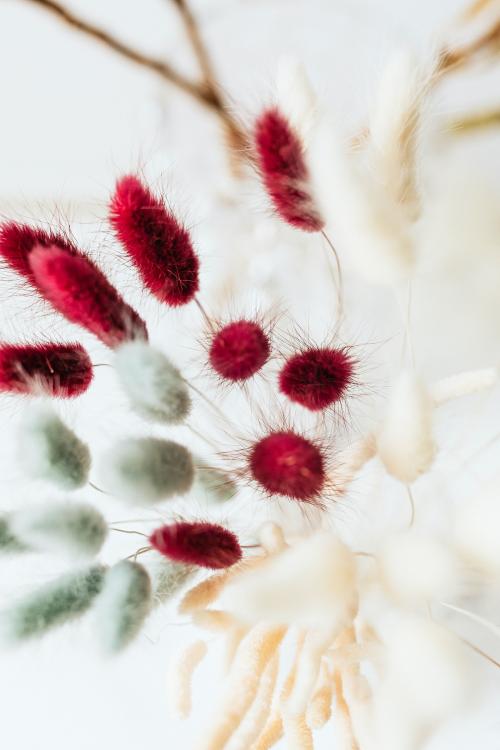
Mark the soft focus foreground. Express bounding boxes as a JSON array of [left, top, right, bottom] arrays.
[[1, 1, 500, 749]]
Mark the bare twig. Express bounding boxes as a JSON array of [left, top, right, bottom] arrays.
[[18, 0, 248, 159]]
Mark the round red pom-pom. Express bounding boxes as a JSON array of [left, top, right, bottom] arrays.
[[209, 320, 271, 382], [249, 431, 325, 501], [149, 521, 242, 569], [29, 245, 147, 349], [254, 108, 324, 232], [0, 222, 77, 284], [109, 175, 199, 307], [279, 348, 354, 411], [0, 342, 93, 398]]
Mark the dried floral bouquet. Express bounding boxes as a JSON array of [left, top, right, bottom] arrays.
[[1, 4, 500, 750]]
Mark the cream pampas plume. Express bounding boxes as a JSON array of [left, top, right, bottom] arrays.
[[10, 502, 108, 559], [99, 437, 194, 503], [369, 49, 431, 220], [309, 117, 414, 285], [0, 565, 106, 642], [226, 532, 356, 627], [94, 560, 152, 654], [275, 56, 317, 142], [18, 404, 91, 490], [114, 341, 191, 424], [376, 370, 435, 483], [168, 639, 208, 720]]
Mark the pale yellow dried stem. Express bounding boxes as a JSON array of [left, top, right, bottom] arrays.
[[333, 670, 360, 750], [286, 624, 341, 716], [224, 624, 250, 672], [192, 609, 240, 633], [168, 639, 208, 720], [306, 661, 333, 730], [282, 713, 314, 750], [195, 624, 286, 750]]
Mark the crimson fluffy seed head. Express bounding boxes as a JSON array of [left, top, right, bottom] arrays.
[[0, 222, 77, 284], [209, 320, 271, 381], [254, 107, 324, 232], [250, 430, 325, 501], [149, 521, 242, 570], [0, 342, 93, 398], [109, 175, 199, 307], [28, 245, 147, 349], [279, 347, 354, 411]]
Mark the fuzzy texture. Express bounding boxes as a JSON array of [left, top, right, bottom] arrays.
[[28, 244, 147, 348], [0, 565, 105, 642], [249, 431, 325, 501], [377, 370, 435, 483], [310, 117, 414, 284], [114, 341, 191, 424], [369, 50, 428, 220], [0, 222, 77, 283], [109, 175, 199, 306], [275, 56, 317, 143], [150, 521, 242, 569], [431, 366, 498, 405], [378, 532, 459, 605], [18, 405, 91, 489], [254, 108, 324, 232], [94, 561, 152, 654], [279, 347, 354, 411], [168, 640, 208, 719], [227, 533, 356, 626], [0, 518, 27, 554], [0, 342, 92, 398], [194, 459, 238, 504], [10, 502, 107, 559], [99, 437, 194, 504], [150, 559, 195, 604], [209, 320, 271, 382]]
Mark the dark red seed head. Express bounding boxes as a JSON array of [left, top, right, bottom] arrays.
[[149, 521, 242, 570], [279, 348, 354, 411], [109, 175, 199, 307], [0, 342, 93, 398], [0, 222, 77, 284], [28, 245, 148, 349], [249, 431, 325, 501], [254, 107, 324, 232], [209, 320, 271, 382]]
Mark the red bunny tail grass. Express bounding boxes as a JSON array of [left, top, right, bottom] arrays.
[[209, 319, 271, 382], [149, 521, 242, 569], [29, 245, 147, 349], [0, 343, 93, 398], [109, 175, 199, 307], [279, 347, 355, 411], [254, 107, 324, 232], [0, 222, 77, 284], [249, 430, 326, 502]]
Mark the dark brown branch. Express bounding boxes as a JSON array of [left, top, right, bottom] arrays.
[[18, 0, 248, 159]]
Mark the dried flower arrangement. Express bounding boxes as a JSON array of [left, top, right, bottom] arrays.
[[2, 1, 500, 749]]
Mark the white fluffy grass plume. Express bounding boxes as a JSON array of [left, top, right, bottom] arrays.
[[115, 341, 191, 424], [99, 436, 194, 503], [9, 502, 108, 559], [376, 370, 435, 483], [18, 404, 91, 490], [94, 560, 152, 654]]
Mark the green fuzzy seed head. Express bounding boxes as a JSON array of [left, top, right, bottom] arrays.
[[95, 561, 152, 654], [1, 565, 106, 642], [10, 503, 108, 559], [150, 559, 195, 604], [20, 407, 91, 490], [101, 437, 194, 504], [0, 517, 27, 554]]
